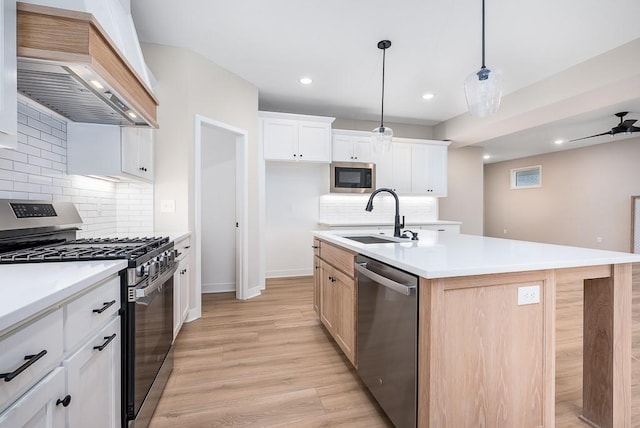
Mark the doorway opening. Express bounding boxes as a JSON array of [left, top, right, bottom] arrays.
[[194, 115, 250, 319]]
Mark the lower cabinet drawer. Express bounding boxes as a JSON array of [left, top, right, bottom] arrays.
[[65, 275, 120, 353], [0, 367, 66, 428], [0, 309, 63, 413]]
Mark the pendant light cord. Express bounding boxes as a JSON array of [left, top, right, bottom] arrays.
[[481, 0, 486, 69], [381, 47, 386, 128]]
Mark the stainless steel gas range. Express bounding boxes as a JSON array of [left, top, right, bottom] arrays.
[[0, 199, 176, 427]]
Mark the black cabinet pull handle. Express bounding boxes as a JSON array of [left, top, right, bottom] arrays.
[[311, 245, 319, 249], [56, 395, 72, 407], [93, 334, 116, 352], [92, 300, 116, 314], [0, 350, 47, 382], [184, 246, 191, 249]]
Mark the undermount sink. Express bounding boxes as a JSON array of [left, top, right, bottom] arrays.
[[342, 235, 400, 244]]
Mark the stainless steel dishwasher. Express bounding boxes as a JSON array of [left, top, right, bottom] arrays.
[[355, 255, 418, 428]]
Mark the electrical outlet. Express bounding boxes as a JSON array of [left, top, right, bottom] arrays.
[[160, 199, 175, 213], [503, 228, 508, 234], [518, 285, 540, 305], [596, 236, 603, 243]]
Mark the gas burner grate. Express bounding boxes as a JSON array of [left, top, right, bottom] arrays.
[[0, 236, 171, 264]]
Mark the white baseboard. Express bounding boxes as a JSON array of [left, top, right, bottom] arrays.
[[265, 268, 312, 278], [202, 282, 235, 294]]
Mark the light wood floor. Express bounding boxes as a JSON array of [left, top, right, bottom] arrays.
[[150, 267, 640, 427]]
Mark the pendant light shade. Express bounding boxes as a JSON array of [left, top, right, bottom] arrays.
[[464, 0, 503, 117], [372, 40, 393, 152]]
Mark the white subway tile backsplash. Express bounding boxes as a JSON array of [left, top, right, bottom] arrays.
[[27, 116, 52, 134], [319, 194, 438, 225], [1, 99, 154, 238], [14, 162, 40, 175], [0, 148, 27, 162], [27, 135, 52, 152], [18, 122, 41, 139], [28, 155, 52, 168]]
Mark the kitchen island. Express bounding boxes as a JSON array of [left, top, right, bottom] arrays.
[[313, 230, 640, 428]]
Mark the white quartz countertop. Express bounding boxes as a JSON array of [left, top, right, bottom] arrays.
[[314, 230, 640, 279], [0, 260, 127, 335], [318, 220, 461, 227]]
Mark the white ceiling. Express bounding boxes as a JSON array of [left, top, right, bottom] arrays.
[[130, 0, 640, 163]]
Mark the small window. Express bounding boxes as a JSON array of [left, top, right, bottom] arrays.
[[510, 165, 541, 189]]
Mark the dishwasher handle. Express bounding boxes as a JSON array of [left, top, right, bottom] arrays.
[[355, 263, 416, 296]]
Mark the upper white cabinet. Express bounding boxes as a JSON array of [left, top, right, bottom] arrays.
[[260, 111, 335, 163], [0, 0, 17, 149], [121, 127, 154, 180], [332, 130, 372, 162], [411, 143, 447, 195], [67, 123, 154, 182], [373, 138, 449, 196]]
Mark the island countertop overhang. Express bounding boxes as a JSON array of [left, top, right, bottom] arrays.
[[313, 229, 640, 279]]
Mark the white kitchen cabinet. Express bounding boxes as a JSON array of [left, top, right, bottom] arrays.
[[0, 272, 122, 426], [0, 0, 17, 149], [0, 367, 66, 428], [63, 316, 120, 428], [372, 146, 393, 189], [392, 142, 412, 193], [121, 127, 154, 180], [67, 122, 154, 182], [173, 235, 191, 339], [371, 138, 449, 195], [0, 309, 63, 413], [411, 143, 447, 195], [332, 130, 372, 162], [260, 111, 335, 162]]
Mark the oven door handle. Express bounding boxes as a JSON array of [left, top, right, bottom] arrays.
[[134, 263, 178, 300]]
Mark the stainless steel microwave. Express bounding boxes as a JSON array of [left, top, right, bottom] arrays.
[[330, 162, 376, 193]]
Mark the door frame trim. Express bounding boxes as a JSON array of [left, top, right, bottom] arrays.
[[194, 115, 251, 316]]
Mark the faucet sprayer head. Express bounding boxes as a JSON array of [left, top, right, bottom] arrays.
[[365, 201, 374, 212]]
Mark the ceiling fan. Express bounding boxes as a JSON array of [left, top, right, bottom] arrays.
[[569, 112, 640, 142]]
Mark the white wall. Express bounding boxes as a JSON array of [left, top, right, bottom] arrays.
[[201, 125, 236, 292], [265, 163, 329, 277], [439, 146, 484, 235], [484, 136, 640, 251], [142, 43, 260, 316], [0, 98, 153, 237]]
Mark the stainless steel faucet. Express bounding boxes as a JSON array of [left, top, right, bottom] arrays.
[[365, 188, 404, 238]]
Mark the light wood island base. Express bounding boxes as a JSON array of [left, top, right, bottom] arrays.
[[418, 264, 632, 428]]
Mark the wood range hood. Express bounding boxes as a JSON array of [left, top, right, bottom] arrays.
[[16, 2, 159, 128]]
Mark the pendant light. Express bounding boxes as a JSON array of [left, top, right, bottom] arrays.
[[464, 0, 503, 117], [372, 40, 393, 152]]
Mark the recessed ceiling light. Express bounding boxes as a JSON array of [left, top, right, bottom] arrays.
[[554, 139, 564, 145], [299, 77, 313, 85], [483, 154, 491, 160], [127, 111, 137, 119], [422, 93, 435, 100]]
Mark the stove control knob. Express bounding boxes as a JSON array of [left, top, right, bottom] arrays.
[[166, 250, 175, 262], [136, 264, 147, 277], [156, 255, 166, 267], [148, 261, 159, 276]]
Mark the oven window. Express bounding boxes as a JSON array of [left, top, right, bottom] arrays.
[[132, 277, 174, 416]]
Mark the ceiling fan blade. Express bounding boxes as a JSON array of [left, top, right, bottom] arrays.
[[568, 131, 612, 143], [628, 126, 640, 132], [621, 119, 637, 128]]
